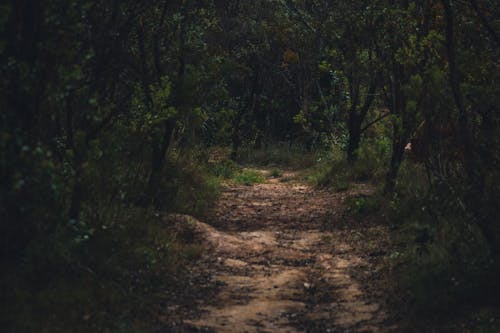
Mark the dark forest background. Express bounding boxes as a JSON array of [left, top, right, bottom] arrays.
[[1, 0, 499, 331]]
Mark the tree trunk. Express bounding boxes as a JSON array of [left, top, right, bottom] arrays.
[[346, 74, 377, 163], [230, 110, 243, 161], [384, 137, 405, 194], [384, 62, 407, 194], [231, 64, 260, 160], [347, 113, 362, 163], [147, 120, 175, 206], [147, 2, 187, 206], [68, 167, 83, 221]]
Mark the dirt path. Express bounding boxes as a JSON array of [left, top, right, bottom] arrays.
[[168, 169, 396, 332]]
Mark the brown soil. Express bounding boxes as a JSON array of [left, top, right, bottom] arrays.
[[163, 169, 398, 333]]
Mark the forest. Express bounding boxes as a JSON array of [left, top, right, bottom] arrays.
[[1, 0, 499, 332]]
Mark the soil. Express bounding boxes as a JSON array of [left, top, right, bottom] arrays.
[[161, 169, 399, 333]]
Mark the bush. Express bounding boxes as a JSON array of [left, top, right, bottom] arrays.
[[351, 136, 391, 182], [0, 139, 219, 331], [387, 161, 500, 326], [1, 205, 197, 332]]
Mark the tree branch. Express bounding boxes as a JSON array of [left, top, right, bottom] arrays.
[[361, 110, 391, 133]]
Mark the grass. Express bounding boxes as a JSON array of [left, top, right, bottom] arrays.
[[269, 168, 283, 178], [236, 143, 318, 169], [232, 169, 266, 185], [303, 137, 390, 191], [207, 159, 238, 179]]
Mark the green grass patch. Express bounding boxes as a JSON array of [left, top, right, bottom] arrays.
[[207, 159, 238, 179], [232, 169, 265, 185], [269, 168, 283, 178], [236, 143, 318, 169]]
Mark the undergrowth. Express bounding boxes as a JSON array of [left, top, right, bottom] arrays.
[[232, 169, 265, 185], [389, 163, 499, 328], [236, 143, 318, 169], [1, 206, 198, 332], [269, 168, 284, 178], [339, 158, 500, 331], [305, 136, 390, 190], [1, 150, 221, 332]]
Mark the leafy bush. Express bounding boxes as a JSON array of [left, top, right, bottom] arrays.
[[393, 215, 494, 317], [0, 138, 219, 331], [387, 161, 500, 325], [158, 153, 221, 216], [1, 205, 198, 332], [351, 136, 391, 181]]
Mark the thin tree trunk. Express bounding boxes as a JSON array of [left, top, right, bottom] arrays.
[[147, 2, 187, 206], [384, 63, 407, 194], [231, 65, 260, 160], [347, 113, 362, 162], [230, 110, 243, 161], [347, 74, 377, 163], [384, 136, 405, 194]]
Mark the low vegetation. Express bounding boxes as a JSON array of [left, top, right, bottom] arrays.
[[235, 144, 319, 169], [232, 169, 266, 186], [269, 168, 284, 178]]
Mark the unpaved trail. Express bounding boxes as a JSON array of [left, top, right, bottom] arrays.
[[168, 169, 396, 333]]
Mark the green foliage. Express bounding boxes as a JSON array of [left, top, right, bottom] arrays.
[[384, 160, 500, 326], [393, 214, 495, 317], [309, 136, 390, 189], [351, 136, 392, 181], [236, 144, 318, 169], [165, 155, 221, 216], [207, 159, 239, 179], [1, 206, 196, 332], [269, 168, 284, 178], [344, 195, 384, 216], [304, 147, 346, 187], [232, 169, 266, 186]]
